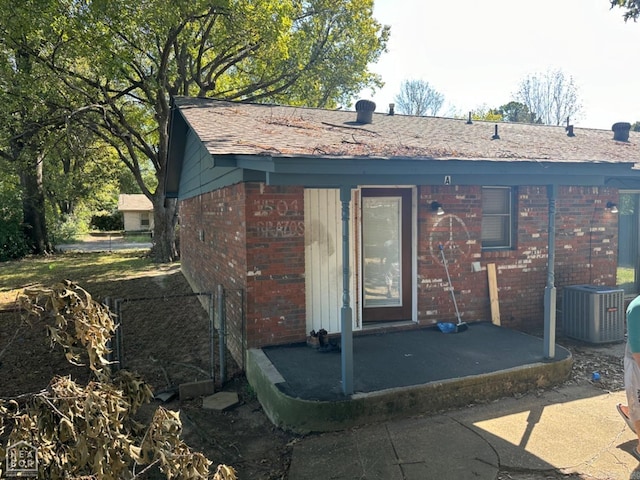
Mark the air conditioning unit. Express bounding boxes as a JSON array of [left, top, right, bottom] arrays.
[[562, 285, 625, 344]]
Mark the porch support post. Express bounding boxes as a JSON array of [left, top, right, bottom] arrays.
[[340, 186, 354, 395], [544, 184, 557, 359]]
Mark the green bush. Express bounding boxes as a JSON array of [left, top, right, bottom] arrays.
[[0, 218, 29, 261], [50, 214, 91, 243], [0, 177, 29, 261], [90, 211, 124, 231]]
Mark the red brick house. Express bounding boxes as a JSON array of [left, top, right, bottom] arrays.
[[166, 97, 640, 393]]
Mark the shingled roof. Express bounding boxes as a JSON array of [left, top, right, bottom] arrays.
[[172, 97, 640, 165], [117, 194, 153, 212]]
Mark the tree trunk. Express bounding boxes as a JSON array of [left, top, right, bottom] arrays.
[[151, 195, 178, 262], [20, 154, 50, 254]]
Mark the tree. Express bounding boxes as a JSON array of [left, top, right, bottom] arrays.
[[0, 2, 108, 255], [0, 32, 56, 255], [5, 0, 389, 262], [632, 121, 640, 132], [468, 106, 503, 122], [394, 79, 445, 116], [515, 69, 582, 126], [610, 0, 640, 21], [494, 101, 537, 123], [0, 167, 29, 261]]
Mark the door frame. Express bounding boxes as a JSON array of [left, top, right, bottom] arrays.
[[618, 190, 640, 297], [357, 186, 417, 325]]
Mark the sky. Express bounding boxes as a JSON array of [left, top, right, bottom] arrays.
[[358, 0, 640, 130]]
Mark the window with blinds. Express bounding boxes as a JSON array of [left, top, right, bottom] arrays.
[[482, 187, 515, 249]]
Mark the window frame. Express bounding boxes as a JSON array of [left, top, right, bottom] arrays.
[[140, 212, 150, 228], [481, 186, 516, 250]]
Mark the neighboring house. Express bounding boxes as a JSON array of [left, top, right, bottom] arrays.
[[165, 97, 640, 392], [117, 194, 154, 232]]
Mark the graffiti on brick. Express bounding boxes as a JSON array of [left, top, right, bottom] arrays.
[[429, 214, 472, 264], [253, 199, 300, 217], [257, 220, 305, 238], [254, 198, 304, 237]]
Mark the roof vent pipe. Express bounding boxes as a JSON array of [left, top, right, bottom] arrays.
[[388, 103, 395, 115], [355, 99, 376, 124], [566, 125, 575, 137], [491, 124, 500, 140], [612, 122, 631, 142], [466, 112, 472, 124]]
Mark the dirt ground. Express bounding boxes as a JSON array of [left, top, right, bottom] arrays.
[[0, 250, 627, 479], [0, 257, 295, 479]]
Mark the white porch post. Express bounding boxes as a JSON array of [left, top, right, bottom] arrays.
[[340, 186, 354, 395]]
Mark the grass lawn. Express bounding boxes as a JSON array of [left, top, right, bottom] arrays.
[[0, 251, 216, 395], [0, 251, 166, 308]]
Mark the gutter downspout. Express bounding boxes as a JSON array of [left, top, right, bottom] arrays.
[[544, 184, 557, 359], [340, 186, 354, 395]]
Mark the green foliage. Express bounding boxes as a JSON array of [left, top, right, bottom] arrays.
[[0, 174, 29, 261], [0, 0, 388, 262], [49, 214, 91, 243], [632, 121, 640, 132], [610, 0, 640, 21], [0, 281, 235, 479], [0, 218, 29, 262], [470, 106, 503, 122], [493, 101, 537, 123], [91, 212, 124, 232]]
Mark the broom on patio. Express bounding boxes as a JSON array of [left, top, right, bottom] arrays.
[[437, 244, 468, 333]]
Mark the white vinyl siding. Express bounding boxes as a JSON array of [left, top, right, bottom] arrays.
[[305, 189, 358, 334]]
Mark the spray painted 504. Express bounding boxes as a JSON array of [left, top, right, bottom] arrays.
[[253, 199, 299, 217]]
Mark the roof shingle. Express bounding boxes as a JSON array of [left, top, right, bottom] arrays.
[[173, 97, 640, 165]]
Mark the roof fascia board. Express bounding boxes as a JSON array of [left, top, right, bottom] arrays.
[[165, 104, 189, 198], [605, 178, 640, 189], [235, 154, 635, 177], [265, 172, 610, 187], [233, 154, 275, 171]]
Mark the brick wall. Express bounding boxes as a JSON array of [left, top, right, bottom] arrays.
[[244, 183, 306, 348], [416, 185, 618, 330], [180, 182, 307, 365], [180, 182, 619, 360], [180, 183, 248, 366]]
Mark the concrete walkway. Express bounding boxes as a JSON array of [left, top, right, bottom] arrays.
[[288, 344, 640, 480], [288, 385, 639, 479]]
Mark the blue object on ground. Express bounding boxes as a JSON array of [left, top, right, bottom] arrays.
[[437, 322, 457, 334]]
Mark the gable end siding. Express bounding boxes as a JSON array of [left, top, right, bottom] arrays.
[[178, 129, 244, 201]]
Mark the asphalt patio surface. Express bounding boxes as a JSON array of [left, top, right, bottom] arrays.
[[263, 322, 571, 401], [285, 339, 640, 480]]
